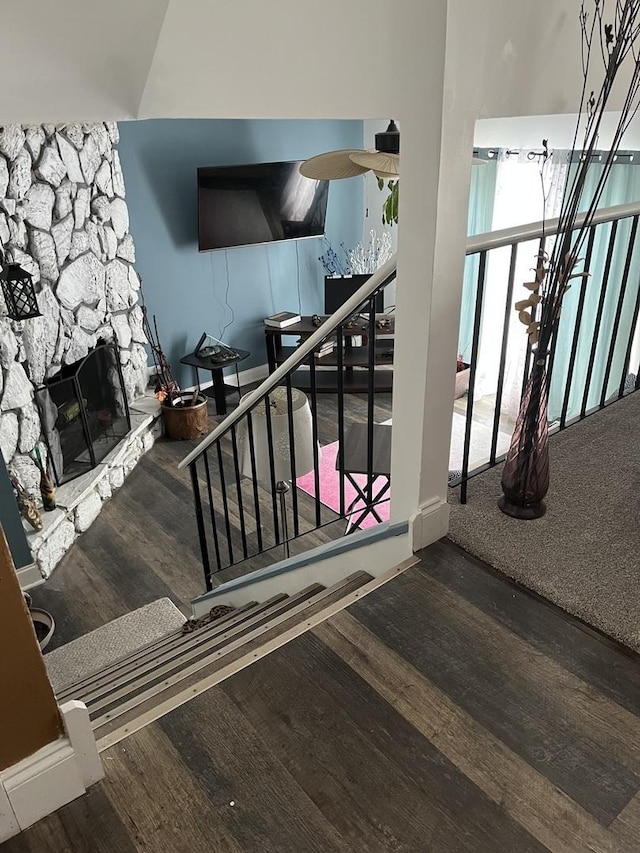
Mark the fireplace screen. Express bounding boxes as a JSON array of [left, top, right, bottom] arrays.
[[34, 343, 131, 485]]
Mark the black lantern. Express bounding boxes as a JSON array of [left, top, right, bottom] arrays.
[[0, 250, 40, 321]]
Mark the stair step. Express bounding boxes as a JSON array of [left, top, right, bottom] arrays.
[[45, 598, 185, 694], [78, 591, 302, 711], [92, 571, 372, 744], [55, 597, 267, 701], [56, 601, 259, 701], [85, 584, 324, 716]]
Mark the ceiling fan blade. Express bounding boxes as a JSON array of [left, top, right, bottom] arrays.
[[349, 151, 400, 177], [299, 149, 370, 180]]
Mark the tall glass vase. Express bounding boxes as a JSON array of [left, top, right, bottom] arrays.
[[498, 357, 550, 519]]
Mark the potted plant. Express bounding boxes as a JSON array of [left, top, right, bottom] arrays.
[[23, 593, 55, 651], [140, 289, 208, 441]]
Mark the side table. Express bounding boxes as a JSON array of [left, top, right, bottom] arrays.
[[179, 348, 250, 415]]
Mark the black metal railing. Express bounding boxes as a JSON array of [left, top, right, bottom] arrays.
[[454, 200, 640, 502], [179, 259, 397, 590]]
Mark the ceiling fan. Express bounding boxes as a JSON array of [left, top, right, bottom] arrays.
[[300, 120, 401, 181], [300, 120, 486, 181]]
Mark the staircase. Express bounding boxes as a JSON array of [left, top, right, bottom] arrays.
[[51, 571, 373, 750]]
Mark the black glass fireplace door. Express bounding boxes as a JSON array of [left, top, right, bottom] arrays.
[[35, 343, 131, 485]]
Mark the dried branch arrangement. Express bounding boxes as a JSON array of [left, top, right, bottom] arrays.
[[516, 0, 640, 352], [139, 280, 181, 405]]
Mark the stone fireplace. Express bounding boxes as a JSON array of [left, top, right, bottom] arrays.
[[34, 341, 131, 484], [0, 121, 158, 579]]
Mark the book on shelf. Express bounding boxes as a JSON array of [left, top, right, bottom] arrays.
[[264, 311, 302, 329], [314, 341, 335, 360]]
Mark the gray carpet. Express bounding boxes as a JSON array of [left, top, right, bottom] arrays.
[[45, 597, 186, 692], [449, 390, 640, 652]]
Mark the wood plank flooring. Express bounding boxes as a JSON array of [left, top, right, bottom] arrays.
[[7, 539, 640, 852]]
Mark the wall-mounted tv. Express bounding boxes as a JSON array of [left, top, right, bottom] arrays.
[[197, 161, 329, 252]]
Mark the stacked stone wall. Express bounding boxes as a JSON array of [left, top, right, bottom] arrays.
[[0, 122, 148, 495]]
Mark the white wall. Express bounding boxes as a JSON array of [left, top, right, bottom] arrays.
[[139, 0, 401, 119], [0, 0, 168, 123], [475, 112, 640, 151]]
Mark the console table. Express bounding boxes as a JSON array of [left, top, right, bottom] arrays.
[[180, 348, 250, 415], [264, 315, 394, 393]]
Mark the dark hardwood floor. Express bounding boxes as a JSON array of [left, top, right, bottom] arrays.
[[31, 392, 393, 651], [7, 540, 640, 852]]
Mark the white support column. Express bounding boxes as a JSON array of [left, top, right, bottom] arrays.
[[389, 6, 477, 551]]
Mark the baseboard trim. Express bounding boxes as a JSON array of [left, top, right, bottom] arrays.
[[191, 522, 411, 615], [409, 496, 450, 551], [0, 701, 102, 842], [16, 563, 44, 591], [179, 362, 270, 396]]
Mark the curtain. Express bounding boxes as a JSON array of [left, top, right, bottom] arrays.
[[459, 151, 640, 421], [548, 162, 640, 421], [458, 158, 497, 361], [471, 150, 568, 413]]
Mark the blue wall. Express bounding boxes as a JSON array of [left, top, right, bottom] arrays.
[[117, 119, 364, 387]]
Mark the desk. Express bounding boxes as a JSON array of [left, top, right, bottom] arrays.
[[180, 348, 250, 415], [264, 315, 395, 393], [336, 422, 392, 532]]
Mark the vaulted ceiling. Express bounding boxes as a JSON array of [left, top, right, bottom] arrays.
[[0, 0, 626, 129], [0, 0, 170, 124]]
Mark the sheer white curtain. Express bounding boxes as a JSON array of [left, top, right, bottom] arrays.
[[473, 150, 569, 417]]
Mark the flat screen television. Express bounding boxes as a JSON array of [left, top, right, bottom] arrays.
[[197, 161, 329, 251], [324, 275, 384, 314]]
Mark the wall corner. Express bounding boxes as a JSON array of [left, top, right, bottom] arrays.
[[0, 701, 102, 843]]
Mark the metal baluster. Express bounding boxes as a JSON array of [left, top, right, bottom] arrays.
[[216, 440, 234, 567], [202, 450, 222, 573], [600, 216, 639, 407], [619, 269, 640, 396], [190, 460, 212, 590], [366, 295, 377, 508], [336, 322, 346, 517], [309, 359, 321, 527], [461, 250, 488, 505], [245, 412, 263, 553], [230, 425, 248, 560], [263, 392, 281, 543], [581, 220, 618, 418], [560, 226, 596, 428], [490, 243, 518, 464], [285, 377, 300, 539]]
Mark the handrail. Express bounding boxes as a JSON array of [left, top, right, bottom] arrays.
[[466, 200, 640, 255], [178, 254, 398, 469]]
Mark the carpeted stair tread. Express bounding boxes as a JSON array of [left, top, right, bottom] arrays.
[[45, 598, 186, 694], [54, 598, 262, 700]]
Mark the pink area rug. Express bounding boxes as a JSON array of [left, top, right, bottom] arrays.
[[296, 440, 390, 530]]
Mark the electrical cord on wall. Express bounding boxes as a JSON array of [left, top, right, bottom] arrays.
[[294, 240, 302, 314], [266, 244, 276, 313], [219, 250, 235, 343]]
